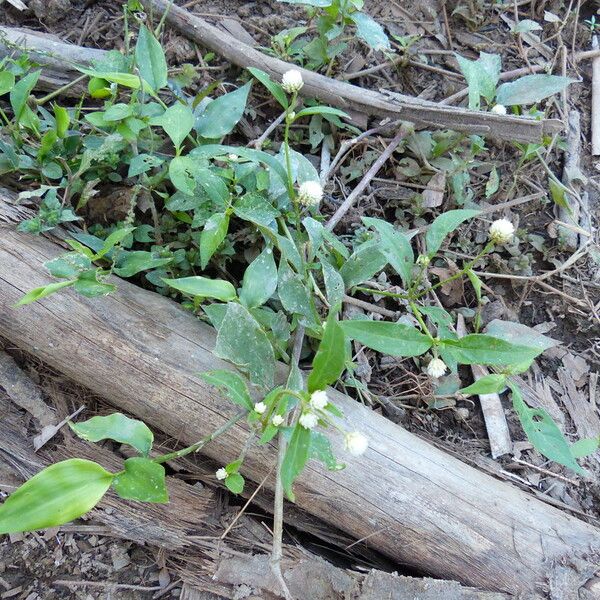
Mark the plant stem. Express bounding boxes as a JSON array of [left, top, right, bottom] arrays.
[[409, 301, 435, 342], [35, 75, 87, 106]]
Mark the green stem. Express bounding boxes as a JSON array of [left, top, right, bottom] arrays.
[[283, 92, 300, 226], [409, 301, 435, 342], [354, 286, 409, 300], [36, 75, 87, 106]]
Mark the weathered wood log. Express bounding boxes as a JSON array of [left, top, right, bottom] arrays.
[[0, 197, 599, 596]]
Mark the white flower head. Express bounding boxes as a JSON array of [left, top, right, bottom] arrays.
[[298, 181, 323, 207], [427, 357, 447, 379], [227, 153, 238, 161], [253, 401, 267, 415], [491, 104, 507, 115], [344, 431, 369, 456], [309, 390, 328, 410], [272, 414, 284, 427], [281, 69, 303, 94], [299, 412, 318, 430], [216, 467, 228, 480], [489, 218, 515, 244]]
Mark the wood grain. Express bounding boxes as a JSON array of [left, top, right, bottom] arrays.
[[0, 209, 598, 595]]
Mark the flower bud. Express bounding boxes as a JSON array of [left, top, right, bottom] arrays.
[[489, 218, 515, 244], [281, 69, 303, 93], [416, 254, 430, 267], [272, 414, 284, 426], [253, 401, 267, 414], [426, 357, 447, 379], [491, 104, 507, 115], [298, 181, 323, 207], [216, 467, 228, 480], [344, 431, 369, 456]]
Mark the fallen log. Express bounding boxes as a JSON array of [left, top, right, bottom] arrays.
[[0, 195, 599, 596], [139, 0, 562, 144]]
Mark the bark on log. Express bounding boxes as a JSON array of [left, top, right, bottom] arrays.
[[0, 198, 599, 595], [139, 0, 563, 144]]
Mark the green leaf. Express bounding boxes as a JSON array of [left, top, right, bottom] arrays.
[[200, 212, 229, 269], [321, 261, 345, 308], [162, 276, 236, 301], [247, 67, 288, 109], [233, 193, 280, 226], [0, 71, 15, 96], [351, 12, 391, 51], [73, 275, 116, 298], [16, 280, 74, 306], [112, 457, 168, 503], [362, 217, 414, 286], [294, 106, 349, 120], [278, 260, 318, 327], [278, 0, 332, 6], [466, 269, 482, 302], [53, 104, 70, 137], [169, 155, 197, 195], [484, 320, 559, 353], [200, 370, 253, 410], [510, 382, 586, 475], [308, 309, 346, 393], [79, 68, 155, 94], [485, 166, 499, 198], [460, 374, 507, 396], [240, 247, 278, 308], [196, 82, 251, 139], [224, 472, 245, 494], [69, 413, 154, 455], [45, 253, 92, 279], [214, 302, 276, 389], [0, 459, 113, 534], [441, 334, 542, 367], [281, 423, 311, 501], [425, 209, 480, 257], [10, 70, 41, 121], [549, 178, 571, 213], [570, 437, 600, 459], [339, 244, 388, 289], [103, 103, 133, 122], [340, 320, 432, 357], [128, 153, 164, 178], [113, 251, 173, 277], [135, 25, 168, 91], [94, 226, 136, 260], [309, 431, 344, 470], [455, 53, 501, 109], [496, 75, 575, 106], [150, 102, 194, 149]]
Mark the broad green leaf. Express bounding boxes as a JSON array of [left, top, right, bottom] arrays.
[[240, 247, 278, 308], [321, 261, 344, 308], [200, 212, 229, 269], [281, 423, 311, 501], [339, 244, 388, 289], [169, 155, 197, 195], [459, 374, 507, 396], [162, 276, 236, 301], [484, 320, 559, 353], [103, 103, 133, 122], [135, 25, 168, 91], [128, 153, 164, 178], [418, 305, 453, 327], [308, 309, 346, 393], [510, 383, 586, 475], [16, 280, 74, 306], [69, 413, 154, 455], [73, 275, 116, 298], [570, 437, 600, 459], [247, 67, 288, 109], [196, 82, 251, 139], [0, 459, 113, 534], [309, 431, 344, 470], [0, 71, 15, 96], [214, 302, 276, 389], [10, 70, 41, 121], [455, 53, 501, 109], [113, 251, 173, 277], [351, 12, 391, 51], [278, 260, 318, 327], [195, 167, 230, 208], [94, 226, 136, 260], [362, 217, 414, 286], [441, 334, 541, 367], [225, 472, 245, 494], [549, 179, 571, 213], [150, 102, 194, 149], [113, 458, 168, 503], [53, 104, 70, 137], [278, 0, 332, 6], [496, 75, 575, 106], [425, 209, 480, 257], [79, 68, 155, 94], [294, 106, 349, 120], [45, 253, 92, 279], [340, 320, 432, 357], [233, 193, 279, 226], [200, 370, 253, 410]]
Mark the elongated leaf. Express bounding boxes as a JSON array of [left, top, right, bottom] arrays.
[[169, 155, 197, 195], [113, 251, 173, 277], [484, 320, 559, 353], [455, 53, 501, 109], [113, 457, 168, 502], [78, 68, 155, 94], [496, 74, 575, 106], [441, 334, 541, 367], [425, 209, 480, 257], [247, 67, 288, 109], [310, 431, 344, 470], [278, 0, 332, 5], [339, 244, 388, 289], [196, 82, 251, 139], [340, 320, 432, 357], [321, 261, 344, 307], [240, 247, 278, 308], [135, 25, 168, 91], [0, 71, 15, 96], [278, 260, 318, 327], [510, 383, 586, 475], [94, 226, 136, 260], [0, 459, 113, 534], [53, 104, 70, 137], [162, 276, 236, 301], [294, 106, 349, 120], [460, 374, 507, 396], [281, 423, 311, 501], [234, 193, 279, 226], [200, 212, 229, 269], [362, 217, 414, 286], [10, 70, 41, 121], [69, 413, 154, 455], [214, 302, 276, 389], [308, 309, 346, 393], [16, 280, 74, 306], [351, 11, 391, 51], [570, 437, 600, 459], [151, 102, 194, 149], [200, 370, 253, 410]]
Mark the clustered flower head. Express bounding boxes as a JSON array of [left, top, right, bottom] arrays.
[[491, 104, 507, 115], [215, 467, 228, 480], [298, 181, 323, 207], [309, 390, 328, 410], [253, 401, 267, 414], [299, 412, 318, 430], [489, 218, 515, 245], [272, 414, 284, 426], [426, 357, 447, 379], [344, 431, 369, 456], [281, 69, 303, 94]]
